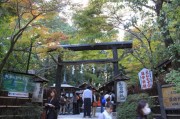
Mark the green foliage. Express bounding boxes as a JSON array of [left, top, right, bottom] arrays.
[[72, 0, 117, 43], [117, 93, 154, 119], [164, 36, 180, 92], [165, 43, 180, 62], [38, 16, 76, 35], [165, 69, 180, 93], [162, 0, 180, 41]]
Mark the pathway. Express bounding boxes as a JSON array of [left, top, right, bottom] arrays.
[[58, 113, 101, 119]]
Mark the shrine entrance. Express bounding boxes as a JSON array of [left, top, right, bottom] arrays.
[[55, 41, 132, 97]]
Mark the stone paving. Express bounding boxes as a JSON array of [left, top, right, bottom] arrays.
[[58, 113, 100, 119]]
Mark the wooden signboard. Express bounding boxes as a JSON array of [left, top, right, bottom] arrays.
[[162, 85, 180, 109]]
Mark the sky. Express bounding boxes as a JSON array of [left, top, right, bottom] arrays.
[[59, 0, 89, 26]]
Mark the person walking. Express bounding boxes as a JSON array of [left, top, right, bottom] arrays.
[[73, 92, 80, 114], [92, 90, 97, 117], [98, 103, 113, 119], [100, 92, 105, 113], [59, 94, 66, 115], [82, 86, 92, 118], [45, 89, 60, 119], [104, 93, 111, 106]]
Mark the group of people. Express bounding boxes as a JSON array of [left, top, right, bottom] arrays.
[[59, 92, 81, 115], [44, 88, 151, 119], [82, 86, 115, 118], [81, 86, 152, 119]]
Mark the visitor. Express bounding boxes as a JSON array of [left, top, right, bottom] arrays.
[[98, 103, 113, 119], [92, 90, 98, 117], [82, 86, 92, 118], [100, 91, 105, 113], [73, 92, 80, 114], [65, 95, 71, 114], [109, 91, 115, 104], [59, 94, 66, 115], [104, 93, 111, 106], [76, 93, 80, 114], [45, 89, 59, 119], [136, 100, 151, 119]]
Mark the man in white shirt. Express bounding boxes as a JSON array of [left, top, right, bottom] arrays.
[[82, 86, 92, 118]]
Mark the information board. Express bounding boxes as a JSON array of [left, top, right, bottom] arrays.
[[2, 72, 34, 93], [162, 86, 180, 109]]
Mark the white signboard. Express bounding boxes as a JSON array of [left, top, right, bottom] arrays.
[[32, 83, 44, 102], [8, 92, 29, 97], [117, 81, 127, 102], [138, 68, 153, 90]]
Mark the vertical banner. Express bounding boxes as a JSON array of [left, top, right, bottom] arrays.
[[32, 83, 44, 102], [117, 81, 127, 102], [138, 68, 153, 90]]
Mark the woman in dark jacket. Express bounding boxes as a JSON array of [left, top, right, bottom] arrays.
[[45, 89, 60, 119], [136, 100, 151, 119]]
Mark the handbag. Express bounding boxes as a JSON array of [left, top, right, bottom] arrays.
[[41, 110, 46, 119], [92, 102, 98, 107]]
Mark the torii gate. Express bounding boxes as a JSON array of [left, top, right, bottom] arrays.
[[55, 41, 132, 96]]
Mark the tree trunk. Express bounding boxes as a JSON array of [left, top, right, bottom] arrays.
[[55, 56, 63, 98], [0, 42, 15, 73], [155, 0, 174, 47], [156, 80, 167, 119], [158, 13, 174, 47]]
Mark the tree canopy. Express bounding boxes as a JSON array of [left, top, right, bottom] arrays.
[[0, 0, 179, 89]]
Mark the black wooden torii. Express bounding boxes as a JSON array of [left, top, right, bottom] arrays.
[[55, 41, 132, 96]]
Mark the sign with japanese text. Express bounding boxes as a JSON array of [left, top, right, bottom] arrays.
[[162, 86, 180, 109], [32, 83, 44, 102], [117, 81, 127, 102], [138, 68, 153, 90], [2, 72, 34, 93], [8, 92, 29, 97]]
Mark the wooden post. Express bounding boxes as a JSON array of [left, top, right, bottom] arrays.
[[112, 47, 119, 76], [55, 56, 63, 98], [112, 47, 119, 112], [156, 80, 167, 119]]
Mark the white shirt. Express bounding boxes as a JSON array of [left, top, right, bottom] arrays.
[[98, 110, 112, 119], [82, 89, 92, 101]]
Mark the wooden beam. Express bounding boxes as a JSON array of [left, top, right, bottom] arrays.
[[61, 59, 114, 65], [59, 41, 132, 51]]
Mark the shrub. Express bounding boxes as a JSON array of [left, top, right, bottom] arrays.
[[117, 93, 153, 119]]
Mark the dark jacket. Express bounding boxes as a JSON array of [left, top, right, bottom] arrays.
[[46, 98, 60, 119]]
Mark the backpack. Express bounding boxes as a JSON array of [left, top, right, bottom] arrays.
[[101, 97, 106, 104]]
